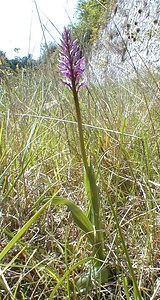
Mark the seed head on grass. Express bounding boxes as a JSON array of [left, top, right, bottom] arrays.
[[58, 27, 85, 92]]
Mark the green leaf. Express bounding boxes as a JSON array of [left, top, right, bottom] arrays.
[[51, 196, 94, 245]]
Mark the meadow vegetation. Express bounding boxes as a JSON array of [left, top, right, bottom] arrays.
[[0, 1, 160, 299]]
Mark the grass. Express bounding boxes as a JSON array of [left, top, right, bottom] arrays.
[[0, 53, 160, 299]]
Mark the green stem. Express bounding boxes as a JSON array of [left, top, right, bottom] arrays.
[[71, 81, 104, 261], [72, 83, 89, 175]]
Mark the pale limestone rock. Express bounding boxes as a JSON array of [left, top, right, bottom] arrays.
[[90, 0, 160, 81]]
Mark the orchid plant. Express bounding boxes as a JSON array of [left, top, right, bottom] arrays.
[[57, 27, 112, 292], [58, 27, 105, 260]]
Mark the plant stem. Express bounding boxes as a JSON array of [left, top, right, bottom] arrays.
[[71, 82, 89, 175], [71, 81, 104, 261]]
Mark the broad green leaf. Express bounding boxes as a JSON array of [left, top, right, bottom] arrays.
[[51, 196, 94, 244]]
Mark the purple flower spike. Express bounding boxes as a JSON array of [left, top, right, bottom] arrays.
[[58, 27, 85, 92]]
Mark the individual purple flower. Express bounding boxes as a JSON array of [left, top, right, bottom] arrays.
[[58, 27, 85, 92]]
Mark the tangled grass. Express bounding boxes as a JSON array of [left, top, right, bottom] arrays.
[[0, 57, 160, 299]]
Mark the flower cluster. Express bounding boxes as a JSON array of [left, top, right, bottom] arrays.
[[58, 27, 85, 91]]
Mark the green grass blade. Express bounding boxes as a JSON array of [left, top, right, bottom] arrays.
[[44, 267, 60, 283]]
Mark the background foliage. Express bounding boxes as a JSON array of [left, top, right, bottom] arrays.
[[72, 0, 116, 47]]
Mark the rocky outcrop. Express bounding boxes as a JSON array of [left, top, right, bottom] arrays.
[[90, 0, 160, 81]]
